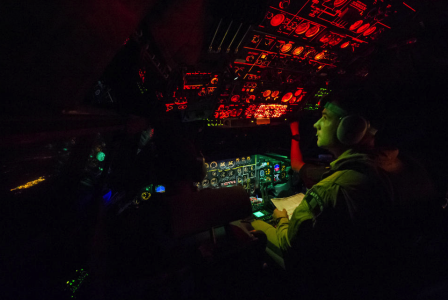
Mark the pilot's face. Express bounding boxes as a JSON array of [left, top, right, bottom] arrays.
[[313, 107, 340, 149]]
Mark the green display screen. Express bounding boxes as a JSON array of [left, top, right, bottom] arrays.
[[253, 211, 265, 218]]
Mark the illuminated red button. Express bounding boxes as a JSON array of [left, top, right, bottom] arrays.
[[295, 22, 310, 35], [270, 14, 285, 27], [357, 23, 370, 34], [305, 26, 320, 37], [281, 92, 293, 102]]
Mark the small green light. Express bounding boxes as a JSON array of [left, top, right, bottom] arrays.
[[63, 148, 68, 151], [67, 281, 69, 284], [99, 167, 103, 171], [96, 152, 106, 161], [81, 269, 83, 271], [70, 283, 73, 285]]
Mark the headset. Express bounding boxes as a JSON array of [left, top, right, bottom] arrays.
[[324, 102, 377, 146]]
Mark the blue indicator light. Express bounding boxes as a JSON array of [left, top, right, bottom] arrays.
[[156, 185, 165, 193], [274, 164, 280, 172], [102, 190, 112, 202]]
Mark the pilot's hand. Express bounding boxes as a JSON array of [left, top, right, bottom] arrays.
[[290, 121, 299, 136], [273, 208, 288, 220]]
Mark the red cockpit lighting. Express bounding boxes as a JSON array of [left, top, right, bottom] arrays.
[[252, 104, 288, 118], [295, 22, 310, 34], [305, 26, 320, 37], [334, 0, 348, 7], [271, 91, 280, 98], [281, 92, 293, 102], [292, 46, 304, 55], [357, 23, 370, 34], [294, 89, 302, 97], [350, 20, 363, 31], [340, 41, 350, 48], [363, 26, 376, 36], [314, 52, 325, 60], [270, 14, 285, 27], [263, 90, 272, 97], [281, 43, 293, 53], [231, 95, 240, 102]]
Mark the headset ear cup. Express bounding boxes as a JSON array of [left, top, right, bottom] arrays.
[[337, 115, 368, 145]]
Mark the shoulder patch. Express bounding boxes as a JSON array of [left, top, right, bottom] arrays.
[[304, 189, 325, 217]]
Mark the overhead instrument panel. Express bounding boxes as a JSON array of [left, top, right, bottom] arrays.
[[156, 0, 413, 125]]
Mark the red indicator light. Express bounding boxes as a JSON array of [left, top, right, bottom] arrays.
[[357, 23, 370, 34], [281, 43, 293, 53], [290, 96, 297, 103], [320, 35, 330, 43], [282, 92, 293, 102], [247, 95, 256, 103], [292, 46, 304, 55], [314, 52, 325, 60], [263, 90, 272, 97], [270, 14, 285, 27], [305, 26, 320, 37], [329, 36, 342, 46], [340, 41, 350, 48], [294, 89, 302, 97], [295, 22, 310, 35], [231, 95, 240, 102], [350, 20, 363, 31], [334, 0, 348, 7], [271, 91, 280, 98], [363, 26, 376, 36]]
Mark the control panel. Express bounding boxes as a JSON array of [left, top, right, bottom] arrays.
[[196, 153, 291, 212]]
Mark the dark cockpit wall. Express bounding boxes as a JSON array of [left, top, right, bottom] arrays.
[[2, 1, 448, 300]]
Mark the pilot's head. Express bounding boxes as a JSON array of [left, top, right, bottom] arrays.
[[313, 88, 382, 155]]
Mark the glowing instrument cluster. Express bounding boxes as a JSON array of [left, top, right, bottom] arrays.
[[197, 156, 257, 194], [209, 0, 400, 122], [165, 71, 220, 116], [196, 154, 291, 196]]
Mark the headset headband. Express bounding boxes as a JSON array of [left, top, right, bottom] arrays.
[[324, 102, 348, 117]]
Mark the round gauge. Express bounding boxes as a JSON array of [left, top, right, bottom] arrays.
[[350, 20, 363, 31], [281, 92, 293, 102], [231, 95, 240, 102], [247, 95, 256, 103], [260, 170, 265, 177], [271, 90, 280, 97], [292, 46, 304, 56], [329, 36, 342, 46], [263, 90, 271, 97], [294, 89, 303, 97], [210, 161, 218, 169], [237, 168, 242, 175], [202, 179, 210, 187], [220, 171, 227, 178], [334, 0, 348, 7], [211, 171, 217, 177], [228, 170, 234, 177], [290, 96, 297, 103], [211, 77, 219, 84], [340, 41, 350, 48], [270, 14, 285, 27], [141, 192, 151, 200], [205, 162, 209, 169], [305, 26, 320, 37], [357, 23, 370, 34], [363, 26, 376, 36], [295, 22, 310, 35], [281, 43, 293, 53], [211, 178, 218, 186], [314, 51, 326, 60], [320, 35, 330, 43]]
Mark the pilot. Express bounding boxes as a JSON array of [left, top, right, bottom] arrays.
[[252, 88, 435, 299]]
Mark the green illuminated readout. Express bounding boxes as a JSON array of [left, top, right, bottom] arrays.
[[253, 211, 265, 218], [96, 152, 106, 161]]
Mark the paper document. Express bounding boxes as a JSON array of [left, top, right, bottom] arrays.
[[271, 193, 305, 217]]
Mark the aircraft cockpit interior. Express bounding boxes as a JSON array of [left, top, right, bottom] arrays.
[[2, 1, 448, 299]]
